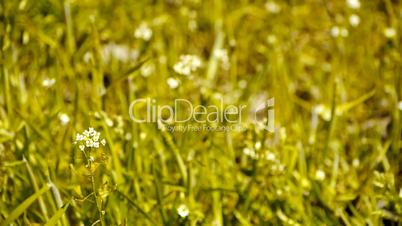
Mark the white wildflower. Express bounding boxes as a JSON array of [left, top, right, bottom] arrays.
[[349, 14, 360, 27], [265, 1, 281, 13], [167, 77, 180, 89], [177, 204, 189, 218], [330, 26, 340, 37], [266, 152, 276, 161], [93, 142, 99, 148], [214, 48, 230, 70], [173, 55, 202, 76], [398, 101, 402, 110], [83, 52, 93, 63], [384, 27, 396, 39], [315, 170, 326, 181], [134, 23, 153, 41], [314, 104, 331, 121], [254, 141, 262, 150], [243, 147, 252, 156], [346, 0, 360, 9], [352, 159, 360, 167], [243, 147, 257, 159], [42, 78, 56, 88], [140, 63, 155, 77], [75, 128, 106, 151], [101, 43, 138, 63], [58, 113, 70, 125], [105, 117, 114, 127], [140, 132, 147, 140], [86, 139, 94, 148]]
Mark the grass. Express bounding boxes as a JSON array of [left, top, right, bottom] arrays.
[[0, 0, 402, 225]]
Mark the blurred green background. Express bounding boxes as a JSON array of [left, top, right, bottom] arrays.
[[0, 0, 401, 225]]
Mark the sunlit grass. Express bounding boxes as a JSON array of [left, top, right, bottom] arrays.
[[0, 0, 401, 225]]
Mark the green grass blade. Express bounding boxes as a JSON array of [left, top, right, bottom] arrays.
[[1, 184, 50, 226], [44, 203, 70, 226]]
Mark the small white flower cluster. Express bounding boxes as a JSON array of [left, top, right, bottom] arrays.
[[101, 43, 139, 63], [134, 23, 153, 41], [58, 113, 70, 125], [384, 27, 396, 39], [313, 104, 331, 121], [331, 26, 348, 38], [177, 204, 189, 218], [349, 14, 360, 27], [265, 1, 281, 14], [243, 148, 275, 161], [42, 78, 56, 88], [140, 63, 155, 77], [214, 48, 230, 70], [314, 169, 326, 181], [75, 127, 106, 151], [346, 0, 360, 9], [173, 54, 202, 76], [167, 77, 180, 89]]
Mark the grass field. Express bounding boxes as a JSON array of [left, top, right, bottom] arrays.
[[0, 0, 402, 225]]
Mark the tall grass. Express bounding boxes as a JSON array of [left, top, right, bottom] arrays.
[[0, 0, 401, 225]]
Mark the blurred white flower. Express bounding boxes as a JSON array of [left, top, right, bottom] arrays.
[[398, 101, 402, 110], [315, 170, 326, 181], [341, 28, 349, 37], [42, 78, 56, 88], [83, 52, 93, 63], [101, 43, 138, 63], [330, 26, 340, 37], [243, 147, 252, 156], [214, 48, 230, 70], [349, 14, 360, 27], [105, 117, 114, 127], [134, 23, 153, 41], [177, 204, 189, 218], [330, 26, 348, 38], [267, 34, 277, 45], [167, 77, 180, 89], [352, 159, 360, 167], [265, 152, 276, 161], [384, 27, 396, 38], [254, 141, 262, 150], [173, 54, 202, 76], [58, 113, 70, 125], [243, 147, 258, 159], [75, 127, 106, 151], [346, 0, 360, 9], [140, 63, 155, 77], [313, 104, 331, 121], [265, 1, 281, 13], [140, 132, 147, 140]]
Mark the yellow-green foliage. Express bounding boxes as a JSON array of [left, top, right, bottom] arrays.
[[0, 0, 401, 225]]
